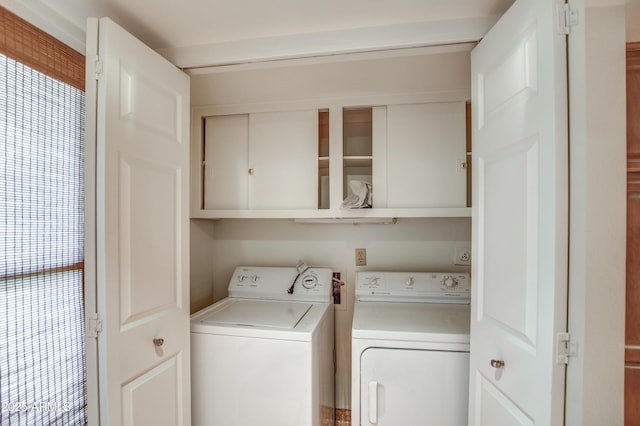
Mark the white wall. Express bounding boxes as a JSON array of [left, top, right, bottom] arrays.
[[566, 3, 627, 425]]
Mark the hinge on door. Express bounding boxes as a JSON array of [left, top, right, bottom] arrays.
[[87, 313, 103, 338], [556, 332, 578, 364], [558, 4, 579, 35], [94, 58, 104, 80]]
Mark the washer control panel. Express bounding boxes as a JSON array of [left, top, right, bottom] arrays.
[[228, 266, 333, 302], [356, 271, 471, 303]]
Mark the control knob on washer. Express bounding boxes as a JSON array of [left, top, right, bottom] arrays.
[[302, 274, 317, 289]]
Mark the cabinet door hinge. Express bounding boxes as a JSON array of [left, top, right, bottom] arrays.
[[558, 4, 579, 35], [556, 332, 577, 364], [87, 313, 103, 338], [94, 58, 104, 80]]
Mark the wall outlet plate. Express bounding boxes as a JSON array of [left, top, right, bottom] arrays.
[[454, 247, 472, 266], [355, 248, 367, 266]]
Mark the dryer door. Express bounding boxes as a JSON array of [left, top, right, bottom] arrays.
[[360, 348, 469, 425]]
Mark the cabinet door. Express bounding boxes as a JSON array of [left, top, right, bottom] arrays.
[[385, 102, 466, 208], [203, 115, 249, 209], [248, 110, 318, 209]]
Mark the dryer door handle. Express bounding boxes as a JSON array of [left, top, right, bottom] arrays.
[[368, 380, 378, 424]]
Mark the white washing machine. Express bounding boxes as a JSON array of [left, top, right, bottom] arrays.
[[191, 266, 335, 426], [351, 271, 471, 426]]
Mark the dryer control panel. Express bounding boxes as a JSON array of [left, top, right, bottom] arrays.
[[228, 266, 333, 302], [356, 271, 471, 303]]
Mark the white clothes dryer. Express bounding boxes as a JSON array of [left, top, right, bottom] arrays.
[[351, 271, 471, 426], [191, 266, 334, 426]]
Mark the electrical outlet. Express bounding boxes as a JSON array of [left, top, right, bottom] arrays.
[[454, 247, 472, 266], [355, 248, 367, 266]]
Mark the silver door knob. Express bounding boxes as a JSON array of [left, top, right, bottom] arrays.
[[153, 338, 164, 347], [490, 359, 505, 369]]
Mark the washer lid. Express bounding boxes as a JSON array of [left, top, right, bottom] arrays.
[[198, 299, 313, 329]]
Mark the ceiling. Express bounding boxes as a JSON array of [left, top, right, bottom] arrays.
[[1, 0, 515, 68]]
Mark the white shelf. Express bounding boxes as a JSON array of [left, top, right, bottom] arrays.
[[190, 207, 471, 220]]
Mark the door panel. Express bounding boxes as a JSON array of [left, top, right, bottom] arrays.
[[478, 25, 538, 127], [470, 0, 568, 423], [480, 137, 538, 345], [476, 374, 533, 426], [86, 17, 191, 425], [249, 110, 318, 209], [386, 102, 466, 208], [121, 356, 183, 426], [119, 66, 183, 142], [360, 348, 469, 425], [203, 115, 250, 209], [119, 155, 180, 327]]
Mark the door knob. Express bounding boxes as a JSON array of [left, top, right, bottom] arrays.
[[153, 338, 164, 347], [490, 359, 505, 369]]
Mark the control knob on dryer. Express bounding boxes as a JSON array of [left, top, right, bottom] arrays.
[[441, 275, 459, 289]]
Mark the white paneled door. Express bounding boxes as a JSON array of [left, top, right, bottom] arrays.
[[85, 18, 191, 425], [469, 0, 569, 424]]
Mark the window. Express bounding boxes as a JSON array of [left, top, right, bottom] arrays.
[[0, 7, 86, 425]]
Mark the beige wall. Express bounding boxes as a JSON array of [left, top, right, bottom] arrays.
[[566, 2, 627, 425], [628, 0, 640, 42], [189, 47, 472, 107]]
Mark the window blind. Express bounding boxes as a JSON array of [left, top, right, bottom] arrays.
[[0, 7, 85, 91], [0, 49, 86, 425]]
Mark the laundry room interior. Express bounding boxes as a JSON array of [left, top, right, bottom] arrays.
[[2, 0, 636, 424], [191, 218, 472, 411], [187, 47, 474, 416]]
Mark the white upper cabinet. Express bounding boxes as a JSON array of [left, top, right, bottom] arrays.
[[383, 102, 467, 208], [190, 48, 474, 219], [202, 110, 318, 212], [193, 101, 469, 219]]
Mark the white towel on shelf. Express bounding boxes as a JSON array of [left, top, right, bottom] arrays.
[[341, 180, 372, 209]]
